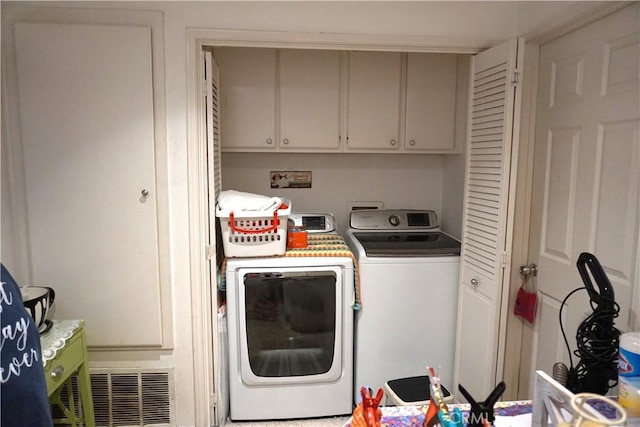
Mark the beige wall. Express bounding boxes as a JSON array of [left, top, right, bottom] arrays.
[[222, 153, 448, 236], [1, 119, 17, 272]]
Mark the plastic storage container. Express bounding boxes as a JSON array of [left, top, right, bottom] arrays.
[[287, 226, 308, 249], [217, 200, 291, 257], [619, 331, 640, 417]]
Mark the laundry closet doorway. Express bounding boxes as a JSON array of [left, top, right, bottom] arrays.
[[187, 31, 488, 425]]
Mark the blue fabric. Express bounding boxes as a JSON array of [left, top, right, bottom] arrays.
[[1, 264, 53, 426]]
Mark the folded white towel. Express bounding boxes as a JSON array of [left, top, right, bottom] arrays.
[[216, 190, 283, 212]]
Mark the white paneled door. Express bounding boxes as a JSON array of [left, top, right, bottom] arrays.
[[525, 3, 639, 393], [14, 22, 168, 348]]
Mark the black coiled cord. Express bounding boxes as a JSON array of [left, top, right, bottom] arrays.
[[559, 287, 621, 394]]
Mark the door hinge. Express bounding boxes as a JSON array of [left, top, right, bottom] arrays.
[[500, 251, 510, 268], [205, 245, 216, 260], [211, 397, 218, 427], [511, 70, 520, 85]]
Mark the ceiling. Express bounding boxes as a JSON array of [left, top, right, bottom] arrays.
[[162, 1, 631, 43], [2, 1, 633, 50]]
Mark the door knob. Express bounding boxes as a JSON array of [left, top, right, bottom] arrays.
[[519, 263, 538, 277]]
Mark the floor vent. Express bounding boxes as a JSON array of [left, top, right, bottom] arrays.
[[93, 369, 174, 427], [53, 369, 174, 427]]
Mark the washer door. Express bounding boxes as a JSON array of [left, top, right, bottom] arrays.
[[236, 266, 344, 386]]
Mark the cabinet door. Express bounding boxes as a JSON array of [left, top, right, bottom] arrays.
[[14, 22, 168, 348], [279, 49, 341, 150], [347, 51, 402, 150], [406, 53, 458, 151], [215, 47, 277, 150]]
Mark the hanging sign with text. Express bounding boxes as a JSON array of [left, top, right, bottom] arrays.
[[270, 171, 312, 189]]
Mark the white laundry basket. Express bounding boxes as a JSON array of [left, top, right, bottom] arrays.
[[216, 199, 291, 257]]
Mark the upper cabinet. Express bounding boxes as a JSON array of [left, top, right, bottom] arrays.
[[216, 47, 342, 152], [216, 47, 467, 153], [405, 53, 458, 151], [215, 47, 277, 150], [346, 51, 402, 151], [279, 49, 342, 150]]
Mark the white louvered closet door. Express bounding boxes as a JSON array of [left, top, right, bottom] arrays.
[[453, 39, 523, 401], [204, 49, 227, 425], [205, 50, 224, 269]]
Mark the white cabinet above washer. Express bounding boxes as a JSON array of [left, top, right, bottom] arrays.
[[215, 47, 469, 153], [405, 53, 458, 151], [345, 51, 463, 153], [346, 51, 403, 151]]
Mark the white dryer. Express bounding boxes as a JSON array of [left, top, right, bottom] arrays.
[[344, 209, 461, 402], [225, 213, 355, 420]]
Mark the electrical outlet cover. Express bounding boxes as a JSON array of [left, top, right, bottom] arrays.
[[347, 201, 384, 211]]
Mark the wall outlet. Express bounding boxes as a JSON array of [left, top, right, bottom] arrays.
[[347, 201, 384, 211]]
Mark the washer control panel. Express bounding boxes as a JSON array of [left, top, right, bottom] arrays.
[[349, 209, 438, 230]]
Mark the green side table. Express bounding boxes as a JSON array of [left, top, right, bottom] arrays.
[[41, 319, 95, 427]]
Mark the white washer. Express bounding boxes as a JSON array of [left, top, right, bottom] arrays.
[[344, 209, 460, 402]]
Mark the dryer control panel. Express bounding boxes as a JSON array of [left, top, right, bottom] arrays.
[[288, 213, 336, 233], [349, 209, 439, 230]]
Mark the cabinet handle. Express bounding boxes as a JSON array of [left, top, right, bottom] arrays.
[[470, 278, 479, 287], [282, 139, 289, 145], [141, 189, 149, 197], [51, 365, 65, 380], [409, 140, 416, 146], [266, 138, 273, 145], [390, 139, 397, 146]]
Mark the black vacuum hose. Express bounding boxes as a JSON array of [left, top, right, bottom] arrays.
[[560, 253, 621, 394]]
